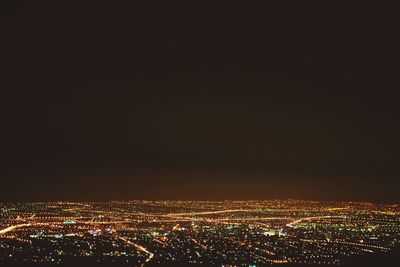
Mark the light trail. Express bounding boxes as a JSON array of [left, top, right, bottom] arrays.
[[0, 224, 31, 235], [286, 216, 346, 228], [141, 217, 288, 223], [215, 217, 288, 221], [254, 246, 276, 256], [191, 238, 207, 250], [326, 240, 389, 251], [166, 209, 255, 217], [117, 236, 154, 262], [153, 238, 167, 245], [326, 207, 349, 211]]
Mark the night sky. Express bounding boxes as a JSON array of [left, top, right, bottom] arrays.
[[1, 2, 399, 202]]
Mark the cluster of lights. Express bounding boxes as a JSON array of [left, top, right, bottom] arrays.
[[0, 200, 399, 265]]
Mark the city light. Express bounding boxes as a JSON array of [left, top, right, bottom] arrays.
[[0, 200, 399, 265]]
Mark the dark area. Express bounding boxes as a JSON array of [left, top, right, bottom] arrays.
[[1, 248, 400, 267], [0, 1, 399, 202], [342, 246, 400, 266]]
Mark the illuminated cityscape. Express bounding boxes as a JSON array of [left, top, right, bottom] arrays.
[[2, 1, 400, 266], [0, 200, 399, 266]]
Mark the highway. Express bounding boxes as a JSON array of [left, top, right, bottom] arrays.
[[167, 209, 256, 217], [286, 215, 346, 228], [117, 236, 154, 262], [0, 223, 31, 235]]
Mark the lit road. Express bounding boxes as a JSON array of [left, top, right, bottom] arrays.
[[167, 209, 255, 217], [0, 223, 31, 235], [117, 236, 154, 262], [286, 215, 346, 228]]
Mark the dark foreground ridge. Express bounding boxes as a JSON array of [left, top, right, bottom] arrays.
[[1, 247, 400, 267]]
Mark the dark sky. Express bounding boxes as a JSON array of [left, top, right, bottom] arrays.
[[1, 2, 399, 202]]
